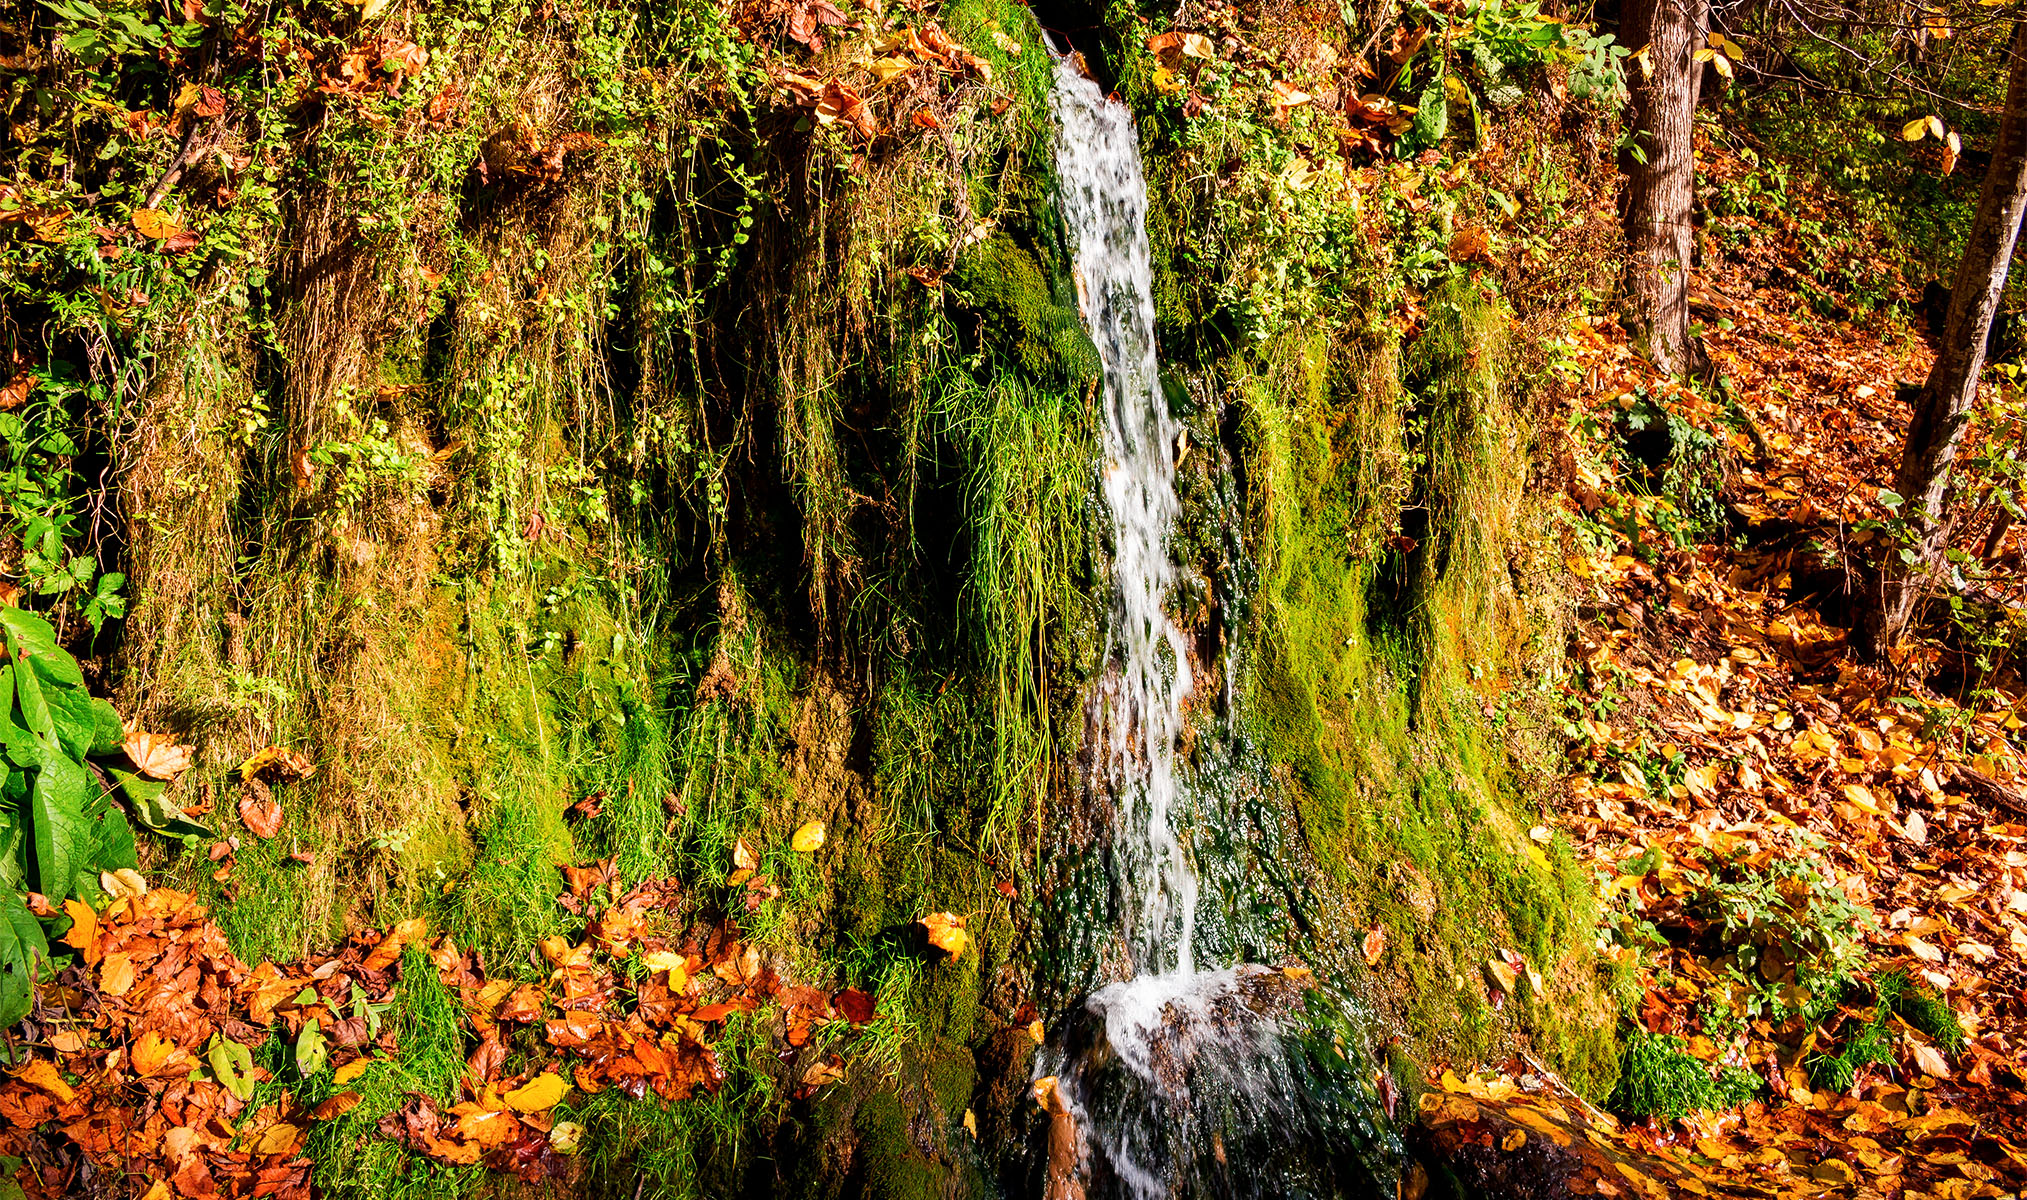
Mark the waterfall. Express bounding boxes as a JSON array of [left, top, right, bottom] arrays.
[[1039, 56, 1399, 1200], [1053, 52, 1198, 980]]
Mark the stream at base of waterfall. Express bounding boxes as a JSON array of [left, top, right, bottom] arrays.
[[1035, 56, 1397, 1200]]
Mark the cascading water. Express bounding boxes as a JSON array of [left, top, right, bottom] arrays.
[[1037, 56, 1397, 1200]]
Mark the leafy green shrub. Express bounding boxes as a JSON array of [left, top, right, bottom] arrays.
[[1607, 1029, 1760, 1121], [1689, 843, 1872, 1025], [0, 607, 191, 1025]]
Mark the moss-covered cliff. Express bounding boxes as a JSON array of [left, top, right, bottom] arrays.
[[0, 0, 1634, 1192]]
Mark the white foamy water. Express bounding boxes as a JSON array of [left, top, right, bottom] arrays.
[[1040, 56, 1398, 1200], [1047, 56, 1286, 1200], [1053, 53, 1198, 979]]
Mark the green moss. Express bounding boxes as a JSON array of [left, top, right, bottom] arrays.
[[950, 236, 1101, 390], [926, 1045, 978, 1120], [853, 1091, 951, 1200]]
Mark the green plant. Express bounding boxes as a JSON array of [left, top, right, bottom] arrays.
[[0, 368, 125, 633], [1688, 844, 1872, 1024], [1806, 970, 1966, 1090], [0, 607, 193, 1025], [1607, 1029, 1761, 1120]]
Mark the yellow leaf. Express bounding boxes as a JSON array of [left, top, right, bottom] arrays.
[[1180, 32, 1214, 58], [11, 1059, 75, 1103], [1502, 1127, 1527, 1151], [870, 57, 914, 84], [1027, 1019, 1045, 1044], [1903, 117, 1932, 142], [963, 1108, 978, 1136], [334, 1058, 372, 1085], [132, 1031, 184, 1076], [129, 208, 183, 242], [1692, 47, 1715, 62], [791, 820, 826, 852], [733, 839, 757, 871], [1152, 66, 1183, 94], [254, 1123, 303, 1156], [1710, 53, 1732, 79], [503, 1072, 571, 1113], [1928, 115, 1946, 138], [920, 911, 969, 958]]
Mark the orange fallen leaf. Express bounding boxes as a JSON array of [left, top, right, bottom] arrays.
[[239, 789, 284, 839], [920, 911, 968, 958], [362, 917, 429, 973], [61, 898, 99, 965], [124, 730, 192, 779], [11, 1059, 75, 1103]]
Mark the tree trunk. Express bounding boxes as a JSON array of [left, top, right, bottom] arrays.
[[1620, 0, 1711, 375], [1880, 19, 2027, 646]]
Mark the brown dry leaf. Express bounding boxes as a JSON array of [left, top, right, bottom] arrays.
[[800, 1058, 843, 1088], [239, 788, 284, 839], [1447, 225, 1494, 265], [920, 911, 968, 958], [125, 730, 193, 779], [362, 917, 429, 973]]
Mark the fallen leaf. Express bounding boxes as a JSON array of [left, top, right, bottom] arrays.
[[130, 208, 183, 241], [239, 789, 284, 839], [61, 899, 99, 964], [791, 820, 826, 852], [125, 730, 193, 779], [503, 1072, 570, 1113], [11, 1059, 75, 1103], [920, 911, 968, 958]]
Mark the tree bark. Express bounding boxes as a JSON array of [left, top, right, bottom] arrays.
[[1620, 0, 1711, 376], [1880, 19, 2027, 646]]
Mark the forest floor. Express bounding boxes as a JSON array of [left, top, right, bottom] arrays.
[[1419, 144, 2027, 1198]]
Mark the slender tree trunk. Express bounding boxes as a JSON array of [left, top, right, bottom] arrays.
[[1620, 0, 1711, 375], [1880, 19, 2027, 646]]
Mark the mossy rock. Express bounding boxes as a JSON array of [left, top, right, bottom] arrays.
[[852, 1090, 952, 1200], [950, 235, 1100, 390]]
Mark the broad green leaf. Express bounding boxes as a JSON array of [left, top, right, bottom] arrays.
[[0, 608, 74, 685], [32, 658, 99, 761], [9, 661, 51, 744], [0, 888, 48, 1028], [86, 788, 137, 875], [29, 753, 88, 900], [0, 812, 22, 890], [207, 1034, 256, 1101], [87, 699, 123, 755], [1403, 78, 1448, 154]]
